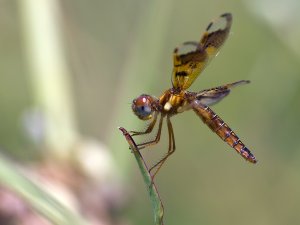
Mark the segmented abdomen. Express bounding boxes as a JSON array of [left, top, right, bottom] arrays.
[[193, 103, 257, 163]]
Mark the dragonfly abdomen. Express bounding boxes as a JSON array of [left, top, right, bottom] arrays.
[[193, 104, 257, 163]]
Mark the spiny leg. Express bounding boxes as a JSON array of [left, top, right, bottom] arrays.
[[150, 116, 176, 179], [130, 111, 158, 136], [136, 114, 164, 150]]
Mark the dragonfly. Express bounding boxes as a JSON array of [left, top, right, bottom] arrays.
[[130, 13, 257, 178]]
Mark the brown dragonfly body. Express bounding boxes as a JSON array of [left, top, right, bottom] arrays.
[[130, 13, 257, 178]]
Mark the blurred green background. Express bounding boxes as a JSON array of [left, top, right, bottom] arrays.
[[1, 0, 300, 225]]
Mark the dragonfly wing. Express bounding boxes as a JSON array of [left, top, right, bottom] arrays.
[[172, 13, 232, 90], [198, 13, 232, 56], [196, 80, 249, 106]]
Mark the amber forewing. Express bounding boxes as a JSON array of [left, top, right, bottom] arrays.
[[172, 13, 232, 90]]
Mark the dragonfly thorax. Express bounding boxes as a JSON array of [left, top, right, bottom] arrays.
[[159, 89, 190, 115]]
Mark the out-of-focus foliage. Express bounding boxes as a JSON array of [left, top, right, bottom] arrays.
[[0, 0, 300, 225]]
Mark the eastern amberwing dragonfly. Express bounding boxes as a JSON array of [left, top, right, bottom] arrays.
[[130, 13, 257, 178]]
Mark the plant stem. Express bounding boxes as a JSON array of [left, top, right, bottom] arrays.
[[119, 127, 164, 225]]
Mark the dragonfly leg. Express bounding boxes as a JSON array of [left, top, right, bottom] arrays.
[[150, 116, 176, 178], [135, 114, 164, 149], [130, 112, 158, 136]]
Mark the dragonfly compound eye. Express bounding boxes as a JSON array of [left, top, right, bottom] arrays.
[[132, 94, 154, 120]]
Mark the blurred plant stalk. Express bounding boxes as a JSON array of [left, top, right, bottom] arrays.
[[19, 0, 78, 157], [0, 155, 89, 225]]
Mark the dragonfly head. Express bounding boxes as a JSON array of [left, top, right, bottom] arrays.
[[132, 94, 157, 120]]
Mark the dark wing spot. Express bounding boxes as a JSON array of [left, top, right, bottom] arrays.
[[206, 22, 213, 31], [179, 49, 207, 64], [176, 71, 188, 77], [221, 13, 232, 19], [205, 30, 227, 48]]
